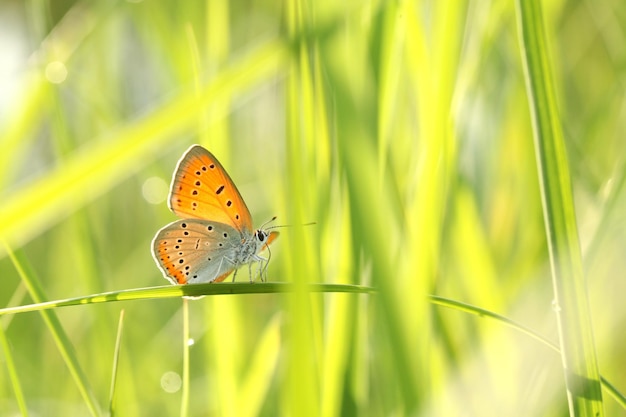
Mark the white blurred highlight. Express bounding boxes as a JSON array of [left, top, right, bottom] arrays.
[[142, 176, 169, 205], [160, 371, 182, 393], [45, 61, 67, 84]]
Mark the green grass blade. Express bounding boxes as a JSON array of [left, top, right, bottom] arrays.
[[320, 292, 354, 417], [283, 1, 327, 415], [178, 21, 205, 417], [239, 313, 281, 417], [515, 1, 604, 415], [4, 245, 102, 417], [429, 295, 626, 408], [342, 142, 419, 408], [598, 377, 626, 410], [0, 323, 28, 416], [180, 299, 190, 417], [108, 309, 125, 417], [0, 283, 375, 317], [583, 158, 626, 272]]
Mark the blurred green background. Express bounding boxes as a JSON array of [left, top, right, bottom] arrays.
[[0, 0, 625, 416]]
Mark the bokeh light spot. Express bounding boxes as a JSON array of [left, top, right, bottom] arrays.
[[160, 371, 182, 393], [45, 61, 67, 84], [142, 176, 169, 205]]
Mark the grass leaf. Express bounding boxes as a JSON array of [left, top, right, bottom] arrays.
[[515, 0, 604, 414]]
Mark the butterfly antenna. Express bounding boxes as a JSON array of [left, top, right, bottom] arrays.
[[265, 220, 317, 230], [259, 216, 278, 230]]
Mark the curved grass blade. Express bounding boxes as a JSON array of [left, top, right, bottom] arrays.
[[108, 309, 125, 417], [4, 244, 102, 417], [429, 295, 625, 409], [0, 323, 28, 416], [515, 1, 604, 415], [0, 283, 375, 317]]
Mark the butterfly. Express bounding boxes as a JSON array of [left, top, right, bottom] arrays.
[[151, 145, 278, 284]]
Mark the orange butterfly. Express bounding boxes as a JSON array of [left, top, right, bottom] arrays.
[[152, 145, 278, 284]]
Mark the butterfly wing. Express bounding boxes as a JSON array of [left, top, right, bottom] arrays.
[[263, 231, 279, 250], [168, 145, 253, 233], [152, 219, 246, 284]]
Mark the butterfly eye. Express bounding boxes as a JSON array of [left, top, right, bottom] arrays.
[[257, 231, 265, 242]]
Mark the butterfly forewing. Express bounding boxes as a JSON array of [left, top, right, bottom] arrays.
[[152, 219, 245, 284], [168, 145, 253, 234], [264, 231, 279, 250]]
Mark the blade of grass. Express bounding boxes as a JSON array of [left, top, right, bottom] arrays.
[[239, 312, 281, 417], [321, 292, 354, 417], [108, 309, 125, 417], [429, 295, 626, 408], [342, 136, 419, 409], [180, 299, 190, 417], [4, 244, 102, 417], [195, 6, 244, 416], [401, 1, 467, 410], [178, 21, 205, 417], [583, 156, 626, 272], [1, 283, 28, 330], [209, 297, 241, 417], [283, 1, 324, 416], [320, 180, 355, 417], [515, 1, 604, 415], [0, 283, 376, 317], [0, 323, 28, 416]]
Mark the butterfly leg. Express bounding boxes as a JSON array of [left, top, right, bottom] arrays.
[[260, 245, 272, 282], [258, 260, 265, 282], [215, 256, 237, 282], [259, 259, 267, 282], [252, 255, 269, 282], [259, 258, 268, 282]]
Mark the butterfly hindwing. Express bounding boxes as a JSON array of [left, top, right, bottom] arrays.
[[152, 219, 246, 284], [168, 145, 253, 234], [264, 231, 279, 250]]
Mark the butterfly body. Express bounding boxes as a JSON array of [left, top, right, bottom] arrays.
[[151, 145, 278, 284]]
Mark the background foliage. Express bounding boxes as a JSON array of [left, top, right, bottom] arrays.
[[0, 0, 625, 416]]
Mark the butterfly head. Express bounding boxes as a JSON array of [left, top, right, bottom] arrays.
[[255, 229, 269, 242], [255, 228, 279, 250]]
